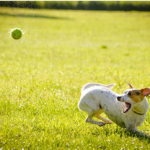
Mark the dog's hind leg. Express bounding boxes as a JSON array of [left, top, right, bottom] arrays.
[[85, 112, 106, 127], [95, 111, 113, 124], [79, 100, 106, 127]]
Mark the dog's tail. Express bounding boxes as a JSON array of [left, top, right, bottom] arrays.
[[81, 83, 116, 93]]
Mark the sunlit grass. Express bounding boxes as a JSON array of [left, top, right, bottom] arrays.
[[0, 7, 150, 149]]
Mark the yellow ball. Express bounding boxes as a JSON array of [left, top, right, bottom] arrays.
[[11, 28, 22, 40]]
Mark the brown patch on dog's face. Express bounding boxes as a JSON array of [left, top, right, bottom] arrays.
[[127, 90, 145, 103]]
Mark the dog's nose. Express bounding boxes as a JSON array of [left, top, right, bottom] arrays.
[[117, 96, 121, 101]]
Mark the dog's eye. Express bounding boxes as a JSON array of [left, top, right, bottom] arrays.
[[128, 92, 133, 96], [136, 92, 140, 95]]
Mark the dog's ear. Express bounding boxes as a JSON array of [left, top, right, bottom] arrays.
[[141, 88, 150, 96], [127, 83, 133, 89]]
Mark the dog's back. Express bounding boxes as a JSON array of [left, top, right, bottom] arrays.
[[81, 83, 116, 94]]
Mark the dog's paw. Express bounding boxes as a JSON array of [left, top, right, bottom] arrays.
[[98, 122, 106, 127]]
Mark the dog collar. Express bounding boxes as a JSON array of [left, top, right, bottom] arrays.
[[132, 110, 145, 115]]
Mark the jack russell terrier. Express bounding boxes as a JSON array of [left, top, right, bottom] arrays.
[[78, 83, 150, 137]]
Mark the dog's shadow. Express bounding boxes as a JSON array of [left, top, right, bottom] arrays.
[[93, 125, 150, 141], [123, 130, 150, 141]]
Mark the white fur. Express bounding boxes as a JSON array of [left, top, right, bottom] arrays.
[[78, 83, 149, 137]]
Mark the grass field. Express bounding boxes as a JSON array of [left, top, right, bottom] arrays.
[[0, 7, 150, 149]]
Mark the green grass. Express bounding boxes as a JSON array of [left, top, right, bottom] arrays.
[[0, 7, 150, 149]]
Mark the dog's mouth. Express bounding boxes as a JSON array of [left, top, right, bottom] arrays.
[[123, 102, 131, 113]]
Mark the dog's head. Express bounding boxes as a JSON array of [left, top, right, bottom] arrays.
[[117, 83, 150, 113]]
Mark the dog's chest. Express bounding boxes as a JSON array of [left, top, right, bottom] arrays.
[[102, 102, 126, 127], [97, 91, 126, 127]]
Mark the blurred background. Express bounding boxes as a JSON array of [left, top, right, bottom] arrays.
[[0, 1, 150, 11]]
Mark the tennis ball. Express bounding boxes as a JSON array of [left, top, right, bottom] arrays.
[[11, 28, 23, 40]]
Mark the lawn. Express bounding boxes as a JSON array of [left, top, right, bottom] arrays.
[[0, 7, 150, 149]]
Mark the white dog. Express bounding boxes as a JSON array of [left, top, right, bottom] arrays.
[[78, 83, 150, 137]]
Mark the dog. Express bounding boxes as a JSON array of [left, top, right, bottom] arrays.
[[78, 83, 150, 137]]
